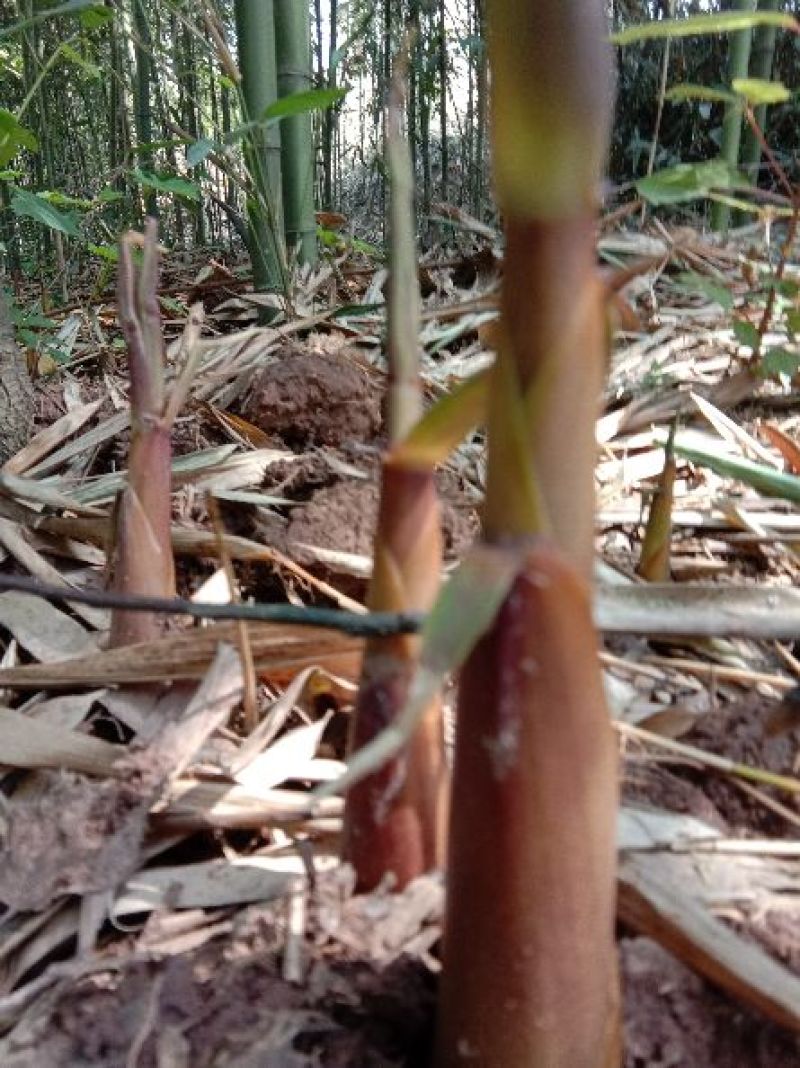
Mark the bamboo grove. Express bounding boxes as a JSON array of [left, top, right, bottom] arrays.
[[3, 1, 800, 293]]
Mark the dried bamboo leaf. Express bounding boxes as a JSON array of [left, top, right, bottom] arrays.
[[158, 780, 342, 833], [0, 622, 362, 689], [617, 805, 721, 849], [759, 421, 800, 474], [0, 706, 121, 775], [0, 591, 98, 661], [112, 856, 333, 915], [0, 471, 106, 517], [27, 409, 130, 479], [0, 902, 80, 997], [234, 713, 332, 792], [619, 851, 800, 1032], [2, 399, 104, 477], [0, 518, 106, 629], [66, 444, 238, 504], [597, 582, 800, 640], [690, 391, 779, 467]]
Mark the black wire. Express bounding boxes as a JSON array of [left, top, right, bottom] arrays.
[[0, 574, 424, 638]]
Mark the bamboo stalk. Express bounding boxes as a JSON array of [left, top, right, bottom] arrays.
[[342, 47, 447, 888], [437, 542, 620, 1066], [436, 1, 620, 1061]]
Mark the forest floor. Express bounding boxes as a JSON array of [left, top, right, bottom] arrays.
[[0, 215, 799, 1064]]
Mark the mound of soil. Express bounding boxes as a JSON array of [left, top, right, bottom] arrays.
[[286, 475, 478, 567], [242, 348, 382, 448]]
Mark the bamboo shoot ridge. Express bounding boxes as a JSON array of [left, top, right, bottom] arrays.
[[483, 214, 606, 580]]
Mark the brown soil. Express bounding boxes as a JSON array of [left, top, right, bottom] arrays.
[[26, 943, 434, 1067], [285, 471, 478, 566], [621, 936, 800, 1067], [5, 894, 798, 1067], [287, 480, 380, 562], [241, 347, 382, 449], [3, 874, 440, 1068], [623, 692, 800, 841], [683, 693, 800, 837]]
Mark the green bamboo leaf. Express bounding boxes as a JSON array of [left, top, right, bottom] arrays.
[[637, 160, 742, 206], [313, 542, 528, 799], [10, 187, 79, 236], [132, 168, 201, 201], [222, 122, 259, 146], [186, 138, 215, 167], [44, 189, 92, 209], [329, 14, 371, 73], [674, 441, 800, 503], [666, 84, 738, 106], [11, 307, 57, 329], [612, 12, 798, 46], [674, 272, 733, 311], [97, 186, 124, 203], [708, 190, 778, 216], [760, 346, 800, 380], [395, 369, 489, 467], [0, 0, 104, 39], [87, 243, 118, 263], [59, 41, 101, 79], [0, 110, 38, 168], [732, 77, 790, 106], [785, 309, 800, 339], [776, 279, 800, 299], [329, 45, 348, 70], [350, 236, 381, 256], [732, 317, 760, 350], [78, 4, 113, 30], [262, 87, 347, 123], [331, 302, 385, 317]]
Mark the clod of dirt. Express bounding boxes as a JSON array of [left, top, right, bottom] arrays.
[[684, 693, 800, 837], [285, 475, 478, 567], [1, 874, 440, 1068], [287, 481, 379, 563], [0, 770, 153, 912], [622, 764, 729, 835], [622, 936, 800, 1067], [242, 347, 382, 448]]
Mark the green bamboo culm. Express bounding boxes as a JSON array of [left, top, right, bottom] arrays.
[[739, 0, 781, 189], [274, 0, 318, 268], [490, 0, 613, 219], [233, 0, 287, 295], [711, 0, 757, 232], [131, 0, 156, 219]]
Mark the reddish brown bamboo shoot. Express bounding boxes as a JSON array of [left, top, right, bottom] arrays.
[[436, 540, 620, 1066], [343, 458, 447, 889], [109, 424, 175, 648], [109, 224, 175, 648]]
